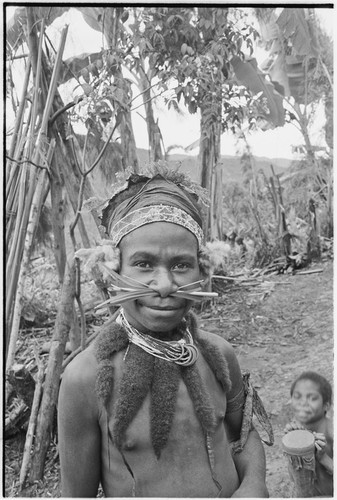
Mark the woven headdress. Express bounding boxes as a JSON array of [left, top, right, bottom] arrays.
[[101, 173, 205, 247]]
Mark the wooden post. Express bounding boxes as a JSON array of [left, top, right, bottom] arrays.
[[29, 262, 76, 481], [19, 356, 45, 490]]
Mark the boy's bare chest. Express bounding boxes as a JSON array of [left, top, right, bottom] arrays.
[[105, 352, 227, 449]]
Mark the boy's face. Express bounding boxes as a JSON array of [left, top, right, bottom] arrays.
[[291, 379, 328, 425], [119, 222, 201, 336]]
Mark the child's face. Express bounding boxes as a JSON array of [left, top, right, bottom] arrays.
[[119, 221, 201, 335], [291, 379, 328, 426]]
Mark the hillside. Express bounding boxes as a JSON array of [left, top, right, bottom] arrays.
[[137, 148, 294, 184]]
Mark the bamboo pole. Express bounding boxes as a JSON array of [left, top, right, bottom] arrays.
[[6, 24, 69, 366], [6, 57, 31, 176], [6, 20, 45, 347], [19, 352, 45, 490], [6, 106, 33, 203], [6, 140, 55, 371]]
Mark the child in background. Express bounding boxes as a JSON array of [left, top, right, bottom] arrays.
[[284, 371, 333, 496]]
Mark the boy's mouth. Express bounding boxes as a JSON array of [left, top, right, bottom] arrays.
[[296, 409, 311, 418], [147, 305, 179, 311]]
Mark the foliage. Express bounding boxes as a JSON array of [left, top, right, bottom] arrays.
[[123, 7, 270, 131], [219, 152, 332, 268]]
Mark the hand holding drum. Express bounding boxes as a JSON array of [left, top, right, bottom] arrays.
[[282, 429, 316, 498]]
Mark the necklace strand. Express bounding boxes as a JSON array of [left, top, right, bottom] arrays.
[[117, 309, 199, 366]]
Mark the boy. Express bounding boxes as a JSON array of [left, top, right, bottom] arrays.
[[285, 371, 333, 496], [58, 170, 269, 497]]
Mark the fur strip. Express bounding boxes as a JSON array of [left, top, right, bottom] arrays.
[[96, 360, 116, 407], [185, 310, 199, 337], [181, 364, 216, 435], [112, 344, 154, 450], [187, 311, 232, 393], [94, 320, 129, 406], [94, 319, 128, 362], [196, 337, 232, 393], [150, 358, 180, 458]]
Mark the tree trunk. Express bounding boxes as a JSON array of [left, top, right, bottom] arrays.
[[199, 105, 222, 241], [103, 7, 139, 173], [50, 153, 67, 282], [29, 262, 76, 482], [19, 362, 44, 490], [324, 93, 333, 151], [118, 74, 139, 173], [139, 67, 163, 162]]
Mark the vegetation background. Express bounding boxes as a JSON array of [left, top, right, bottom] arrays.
[[4, 5, 333, 497]]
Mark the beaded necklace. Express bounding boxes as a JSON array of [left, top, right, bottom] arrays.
[[117, 309, 199, 366]]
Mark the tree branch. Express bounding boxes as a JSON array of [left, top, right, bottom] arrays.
[[48, 97, 84, 126], [6, 155, 51, 176]]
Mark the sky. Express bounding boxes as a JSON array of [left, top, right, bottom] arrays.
[[6, 5, 334, 160]]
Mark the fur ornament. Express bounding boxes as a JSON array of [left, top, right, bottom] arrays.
[[150, 358, 180, 458], [181, 364, 217, 434], [94, 319, 128, 405], [188, 312, 232, 393], [198, 240, 231, 277], [196, 337, 232, 393], [94, 311, 232, 457], [75, 240, 120, 286], [111, 344, 154, 451]]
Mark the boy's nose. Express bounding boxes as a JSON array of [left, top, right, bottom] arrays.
[[150, 269, 178, 298]]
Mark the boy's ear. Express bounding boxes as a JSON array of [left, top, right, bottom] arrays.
[[323, 401, 331, 414]]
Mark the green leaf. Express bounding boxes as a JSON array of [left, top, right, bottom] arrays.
[[231, 55, 285, 127], [276, 8, 318, 57]]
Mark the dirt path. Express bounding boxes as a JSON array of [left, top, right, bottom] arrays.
[[5, 261, 333, 497], [202, 259, 334, 497]]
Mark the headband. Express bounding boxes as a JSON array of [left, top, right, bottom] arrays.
[[103, 174, 205, 247]]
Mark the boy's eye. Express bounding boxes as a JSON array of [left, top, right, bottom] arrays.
[[172, 263, 191, 271], [134, 261, 152, 269]]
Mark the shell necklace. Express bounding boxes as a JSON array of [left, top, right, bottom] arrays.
[[117, 309, 199, 366]]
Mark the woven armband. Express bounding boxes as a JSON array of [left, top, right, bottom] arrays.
[[230, 372, 274, 454], [226, 386, 245, 414]]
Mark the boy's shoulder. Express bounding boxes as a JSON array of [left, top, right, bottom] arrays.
[[197, 328, 237, 361], [62, 343, 98, 388], [198, 328, 233, 347]]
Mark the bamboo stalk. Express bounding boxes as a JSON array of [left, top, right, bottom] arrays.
[[28, 16, 45, 135], [6, 25, 68, 366], [6, 140, 55, 371], [6, 107, 33, 202], [6, 23, 45, 346], [19, 353, 45, 490], [6, 57, 31, 173]]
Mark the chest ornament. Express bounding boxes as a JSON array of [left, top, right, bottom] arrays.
[[117, 309, 199, 366]]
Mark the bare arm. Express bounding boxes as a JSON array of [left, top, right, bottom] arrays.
[[315, 419, 334, 474], [58, 350, 101, 497], [223, 343, 268, 498], [230, 425, 268, 497]]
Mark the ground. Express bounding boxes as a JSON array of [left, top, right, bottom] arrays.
[[4, 259, 333, 498]]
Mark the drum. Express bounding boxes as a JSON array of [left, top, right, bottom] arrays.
[[282, 429, 316, 497]]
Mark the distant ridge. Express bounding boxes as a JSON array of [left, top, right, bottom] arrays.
[[137, 148, 294, 183]]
